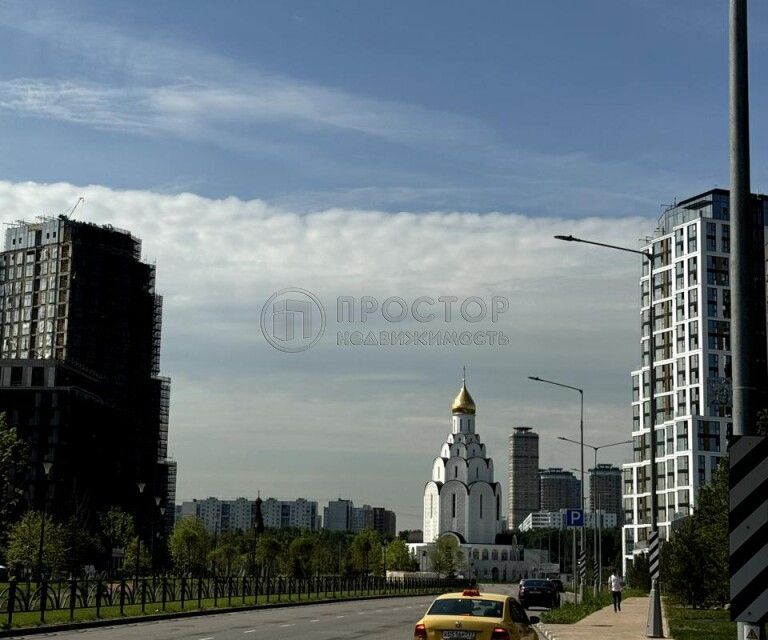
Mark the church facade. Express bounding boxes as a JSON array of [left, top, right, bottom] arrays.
[[423, 378, 503, 544]]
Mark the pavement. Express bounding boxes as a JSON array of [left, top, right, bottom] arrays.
[[536, 596, 672, 640]]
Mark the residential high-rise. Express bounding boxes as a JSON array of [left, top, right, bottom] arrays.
[[622, 189, 768, 570], [538, 468, 581, 512], [423, 378, 503, 544], [589, 464, 622, 524], [324, 499, 353, 532], [0, 217, 174, 543], [507, 427, 539, 530], [323, 500, 396, 535], [181, 496, 320, 534]]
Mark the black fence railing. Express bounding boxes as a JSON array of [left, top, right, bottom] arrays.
[[0, 575, 466, 629]]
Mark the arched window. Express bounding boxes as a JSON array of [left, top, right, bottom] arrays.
[[452, 493, 456, 518], [482, 549, 489, 560], [501, 551, 508, 561], [475, 467, 479, 479], [472, 549, 479, 560], [480, 494, 484, 519], [496, 494, 501, 520], [454, 466, 458, 479], [491, 550, 498, 560]]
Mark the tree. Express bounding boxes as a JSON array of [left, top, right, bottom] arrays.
[[626, 551, 650, 592], [428, 535, 464, 578], [660, 458, 729, 607], [123, 538, 152, 576], [6, 511, 66, 578], [255, 535, 282, 576], [209, 534, 242, 576], [385, 538, 418, 572], [285, 535, 315, 579], [0, 414, 31, 549], [309, 538, 336, 575], [61, 517, 100, 577], [349, 530, 382, 575], [169, 517, 211, 576]]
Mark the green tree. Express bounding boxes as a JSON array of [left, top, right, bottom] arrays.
[[6, 511, 66, 578], [626, 551, 650, 592], [61, 517, 100, 577], [0, 414, 31, 549], [309, 538, 336, 575], [285, 535, 315, 578], [385, 538, 418, 571], [210, 534, 242, 575], [660, 459, 729, 607], [255, 535, 282, 576], [428, 535, 464, 578], [123, 537, 153, 576], [349, 529, 382, 575], [169, 517, 211, 575]]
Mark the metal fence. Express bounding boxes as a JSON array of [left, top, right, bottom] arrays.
[[0, 575, 464, 628]]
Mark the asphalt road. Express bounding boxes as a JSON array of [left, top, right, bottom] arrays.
[[12, 585, 549, 640]]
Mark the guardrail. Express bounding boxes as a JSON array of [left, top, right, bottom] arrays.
[[0, 575, 464, 629]]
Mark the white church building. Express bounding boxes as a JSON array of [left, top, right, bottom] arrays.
[[409, 377, 556, 581]]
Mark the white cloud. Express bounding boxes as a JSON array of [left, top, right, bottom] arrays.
[[0, 180, 652, 528]]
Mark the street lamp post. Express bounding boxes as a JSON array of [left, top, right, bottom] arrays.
[[528, 375, 585, 603], [36, 461, 53, 582], [554, 234, 662, 638], [560, 436, 631, 592], [151, 496, 162, 575], [135, 482, 146, 587]]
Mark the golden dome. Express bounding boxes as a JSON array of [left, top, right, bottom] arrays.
[[451, 381, 476, 415]]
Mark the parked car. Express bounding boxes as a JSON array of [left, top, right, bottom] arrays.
[[518, 579, 560, 609]]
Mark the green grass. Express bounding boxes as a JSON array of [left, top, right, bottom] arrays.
[[539, 588, 646, 624], [1, 587, 439, 630], [665, 605, 736, 640]]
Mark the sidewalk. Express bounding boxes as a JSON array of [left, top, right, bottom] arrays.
[[536, 597, 671, 640]]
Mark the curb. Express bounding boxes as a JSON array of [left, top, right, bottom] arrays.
[[535, 623, 559, 640], [0, 591, 436, 638]]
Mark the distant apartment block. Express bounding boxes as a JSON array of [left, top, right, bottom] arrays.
[[507, 427, 539, 529], [180, 496, 320, 534], [589, 464, 623, 524], [323, 499, 396, 536], [519, 509, 618, 532], [538, 468, 581, 512]]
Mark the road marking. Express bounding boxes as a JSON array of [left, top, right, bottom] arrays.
[[198, 637, 214, 640], [310, 619, 320, 623], [244, 631, 256, 634], [279, 623, 294, 627], [336, 615, 345, 618]]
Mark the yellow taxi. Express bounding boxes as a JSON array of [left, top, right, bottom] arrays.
[[414, 588, 539, 640]]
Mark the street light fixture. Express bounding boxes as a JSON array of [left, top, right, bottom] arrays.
[[554, 233, 663, 637], [37, 461, 53, 582], [528, 375, 586, 603], [560, 436, 632, 592]]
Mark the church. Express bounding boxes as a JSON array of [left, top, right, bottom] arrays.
[[409, 376, 555, 581]]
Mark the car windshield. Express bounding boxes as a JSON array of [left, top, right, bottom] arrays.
[[522, 580, 550, 587], [427, 598, 503, 618]]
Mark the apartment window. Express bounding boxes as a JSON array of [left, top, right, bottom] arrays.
[[706, 255, 729, 286], [633, 404, 640, 430], [676, 421, 689, 451], [691, 386, 700, 416], [706, 222, 717, 251], [708, 320, 730, 350], [698, 455, 707, 485], [687, 224, 697, 253], [624, 468, 634, 494], [688, 288, 698, 318], [676, 357, 687, 386], [667, 461, 675, 489], [676, 324, 686, 353], [641, 280, 650, 308], [690, 354, 700, 384], [697, 420, 720, 452], [708, 354, 719, 379], [723, 289, 731, 319], [676, 390, 687, 417], [624, 498, 634, 525], [676, 292, 686, 321], [689, 320, 698, 350], [675, 229, 685, 257], [677, 489, 690, 516], [707, 287, 718, 317], [632, 375, 640, 401], [721, 224, 730, 253], [687, 257, 698, 286], [634, 434, 647, 462], [677, 456, 689, 487]]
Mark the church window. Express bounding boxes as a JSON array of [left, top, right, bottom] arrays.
[[452, 494, 456, 518], [482, 549, 489, 560], [475, 467, 479, 479], [496, 494, 501, 519], [480, 494, 483, 518], [501, 551, 508, 561], [454, 467, 457, 479], [491, 550, 498, 560]]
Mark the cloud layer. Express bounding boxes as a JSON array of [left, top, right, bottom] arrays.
[[1, 180, 652, 528]]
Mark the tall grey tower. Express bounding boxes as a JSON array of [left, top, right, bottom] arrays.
[[507, 427, 539, 530]]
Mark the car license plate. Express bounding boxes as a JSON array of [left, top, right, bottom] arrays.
[[442, 631, 476, 640]]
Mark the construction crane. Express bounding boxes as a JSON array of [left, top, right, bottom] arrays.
[[62, 196, 85, 219]]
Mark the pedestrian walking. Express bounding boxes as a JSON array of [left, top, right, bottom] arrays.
[[609, 568, 623, 612]]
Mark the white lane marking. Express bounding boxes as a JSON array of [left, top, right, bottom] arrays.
[[311, 619, 320, 623], [279, 623, 294, 627], [336, 615, 345, 618], [198, 637, 214, 640], [244, 631, 256, 634]]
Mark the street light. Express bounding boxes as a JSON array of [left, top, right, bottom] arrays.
[[561, 437, 631, 593], [528, 375, 586, 603], [36, 461, 53, 582], [135, 481, 146, 587], [554, 233, 663, 637]]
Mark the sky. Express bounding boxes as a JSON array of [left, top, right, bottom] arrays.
[[1, 1, 766, 530]]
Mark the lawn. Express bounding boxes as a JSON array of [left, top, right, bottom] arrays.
[[665, 605, 736, 640], [539, 588, 646, 624]]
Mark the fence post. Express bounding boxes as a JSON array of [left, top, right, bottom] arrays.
[[213, 576, 218, 608], [39, 578, 48, 625], [228, 576, 233, 607], [6, 579, 16, 629], [119, 578, 126, 616]]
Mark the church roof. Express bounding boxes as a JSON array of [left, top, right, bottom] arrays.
[[451, 380, 476, 415]]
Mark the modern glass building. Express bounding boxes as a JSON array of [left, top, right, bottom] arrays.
[[622, 189, 768, 570]]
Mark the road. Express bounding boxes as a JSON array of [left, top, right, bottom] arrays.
[[11, 585, 548, 640]]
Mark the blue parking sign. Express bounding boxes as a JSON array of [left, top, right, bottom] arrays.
[[566, 509, 584, 527]]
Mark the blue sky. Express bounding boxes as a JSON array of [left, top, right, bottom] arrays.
[[1, 2, 766, 529], [2, 1, 766, 215]]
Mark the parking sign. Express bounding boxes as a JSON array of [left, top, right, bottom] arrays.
[[566, 509, 584, 527]]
